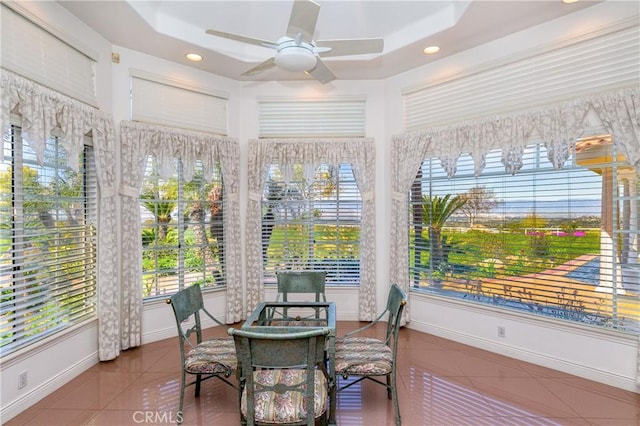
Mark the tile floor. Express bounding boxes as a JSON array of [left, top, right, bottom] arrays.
[[5, 321, 640, 426]]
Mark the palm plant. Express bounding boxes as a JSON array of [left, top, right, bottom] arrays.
[[422, 194, 467, 275], [140, 180, 178, 241]]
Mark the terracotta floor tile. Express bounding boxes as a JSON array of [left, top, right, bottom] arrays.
[[5, 325, 639, 426], [537, 377, 640, 421]]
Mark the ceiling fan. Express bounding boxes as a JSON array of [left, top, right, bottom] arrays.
[[205, 0, 384, 84]]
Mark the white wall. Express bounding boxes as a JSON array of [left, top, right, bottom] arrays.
[[2, 0, 638, 422], [384, 0, 640, 393]]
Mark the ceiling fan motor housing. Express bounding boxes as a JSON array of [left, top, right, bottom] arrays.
[[275, 37, 317, 72]]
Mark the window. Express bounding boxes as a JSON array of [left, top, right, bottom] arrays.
[[0, 126, 97, 356], [262, 163, 361, 285], [409, 137, 639, 333], [140, 156, 225, 299]]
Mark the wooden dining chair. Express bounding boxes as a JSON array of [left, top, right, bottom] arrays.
[[275, 270, 327, 321], [229, 327, 331, 426], [334, 284, 408, 426], [166, 284, 237, 423]]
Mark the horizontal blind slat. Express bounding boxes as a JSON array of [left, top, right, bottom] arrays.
[[0, 4, 96, 105], [131, 77, 228, 135], [259, 100, 366, 138], [405, 25, 640, 130]]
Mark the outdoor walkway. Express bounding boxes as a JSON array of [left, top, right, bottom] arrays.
[[442, 254, 639, 325]]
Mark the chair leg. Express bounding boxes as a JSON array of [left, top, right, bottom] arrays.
[[386, 373, 392, 399], [178, 371, 186, 424], [195, 374, 201, 397], [391, 373, 401, 426]]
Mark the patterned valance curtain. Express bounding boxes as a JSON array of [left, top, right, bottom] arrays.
[[390, 86, 639, 383], [0, 69, 118, 360], [118, 121, 242, 360], [411, 87, 638, 179], [246, 138, 377, 320]]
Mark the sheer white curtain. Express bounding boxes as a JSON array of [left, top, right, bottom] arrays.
[[118, 122, 242, 357], [0, 69, 119, 360], [245, 138, 376, 319], [389, 132, 434, 323], [391, 86, 639, 383]]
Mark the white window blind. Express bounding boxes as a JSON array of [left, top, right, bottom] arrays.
[[404, 23, 640, 131], [131, 73, 228, 135], [262, 164, 361, 285], [139, 157, 225, 299], [258, 99, 366, 138], [408, 140, 639, 333], [1, 4, 96, 106], [1, 126, 97, 356]]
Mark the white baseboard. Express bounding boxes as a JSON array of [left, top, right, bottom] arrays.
[[407, 318, 639, 393], [1, 352, 98, 422]]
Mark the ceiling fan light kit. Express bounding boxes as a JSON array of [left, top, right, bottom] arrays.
[[274, 39, 317, 72], [205, 0, 383, 83]]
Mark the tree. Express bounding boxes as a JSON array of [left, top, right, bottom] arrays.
[[422, 194, 467, 273], [261, 180, 285, 262], [139, 179, 178, 241], [208, 184, 224, 274], [521, 212, 547, 230], [0, 166, 55, 230], [411, 168, 424, 287], [459, 185, 497, 228]]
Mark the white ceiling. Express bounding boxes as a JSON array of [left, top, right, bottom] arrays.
[[59, 0, 602, 83]]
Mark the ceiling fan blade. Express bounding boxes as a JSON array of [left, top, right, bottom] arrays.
[[306, 58, 335, 84], [206, 29, 278, 49], [315, 38, 384, 58], [242, 57, 277, 76], [286, 0, 320, 43]]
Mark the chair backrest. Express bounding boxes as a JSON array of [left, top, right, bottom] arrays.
[[167, 285, 226, 350], [383, 284, 408, 353], [168, 284, 206, 345], [229, 327, 330, 425], [276, 270, 327, 302]]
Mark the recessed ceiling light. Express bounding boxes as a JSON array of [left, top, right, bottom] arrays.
[[185, 53, 203, 62], [423, 46, 440, 55], [562, 0, 579, 4]]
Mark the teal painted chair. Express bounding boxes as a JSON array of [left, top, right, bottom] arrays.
[[275, 270, 327, 322], [166, 285, 237, 423], [229, 327, 331, 426], [334, 284, 408, 426]]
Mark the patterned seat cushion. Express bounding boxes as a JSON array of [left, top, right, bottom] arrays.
[[241, 369, 328, 424], [185, 337, 237, 375], [335, 337, 393, 376]]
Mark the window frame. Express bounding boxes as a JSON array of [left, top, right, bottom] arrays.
[[260, 162, 363, 287], [408, 137, 639, 334], [139, 155, 226, 301], [1, 124, 98, 356]]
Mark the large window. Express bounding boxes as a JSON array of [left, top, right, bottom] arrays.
[[409, 137, 639, 333], [261, 163, 361, 285], [140, 156, 225, 299], [0, 126, 97, 356]]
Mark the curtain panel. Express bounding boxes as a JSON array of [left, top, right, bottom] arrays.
[[391, 86, 639, 384], [0, 69, 119, 360], [119, 122, 242, 354], [246, 138, 377, 320]]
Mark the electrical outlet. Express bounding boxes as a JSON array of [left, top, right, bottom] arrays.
[[18, 371, 27, 389], [497, 326, 506, 338]]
